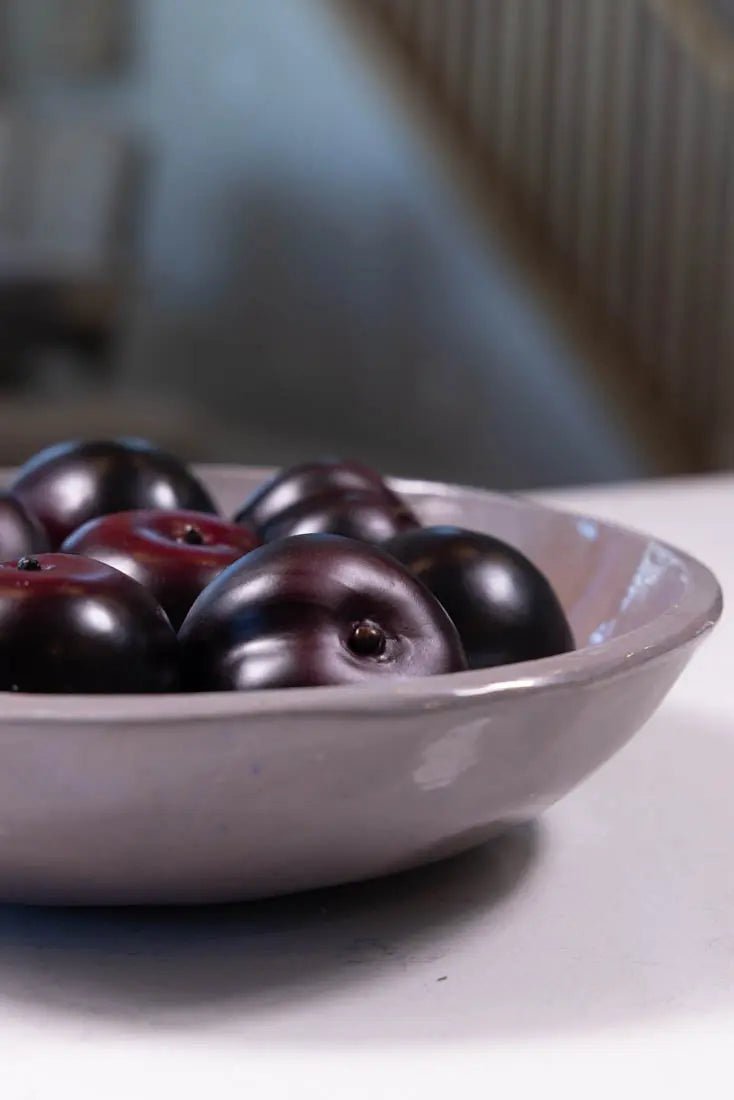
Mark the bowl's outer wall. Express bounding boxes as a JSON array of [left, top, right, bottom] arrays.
[[0, 466, 718, 904]]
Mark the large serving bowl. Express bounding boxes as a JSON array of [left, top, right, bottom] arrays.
[[0, 466, 721, 905]]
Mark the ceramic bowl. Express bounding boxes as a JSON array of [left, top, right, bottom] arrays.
[[0, 466, 721, 905]]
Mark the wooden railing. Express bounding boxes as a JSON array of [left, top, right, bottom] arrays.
[[365, 0, 734, 468]]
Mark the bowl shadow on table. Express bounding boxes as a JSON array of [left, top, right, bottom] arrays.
[[0, 819, 542, 1023], [0, 706, 732, 1040]]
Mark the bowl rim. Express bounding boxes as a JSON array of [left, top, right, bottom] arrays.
[[0, 468, 722, 724]]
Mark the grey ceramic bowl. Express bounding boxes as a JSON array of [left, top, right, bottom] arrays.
[[0, 465, 722, 905]]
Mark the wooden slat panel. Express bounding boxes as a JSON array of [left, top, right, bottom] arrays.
[[631, 6, 671, 377], [633, 21, 677, 382], [467, 0, 506, 152], [444, 0, 476, 115], [504, 1, 538, 207], [684, 76, 732, 439], [495, 0, 525, 175], [604, 0, 643, 321], [364, 0, 734, 469], [416, 0, 444, 77], [711, 96, 734, 464], [521, 0, 556, 210], [547, 0, 590, 266], [662, 58, 703, 416], [392, 0, 418, 38], [576, 0, 619, 282]]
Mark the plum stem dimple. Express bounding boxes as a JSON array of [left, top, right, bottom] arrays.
[[180, 526, 205, 546], [16, 557, 41, 572], [348, 620, 387, 658]]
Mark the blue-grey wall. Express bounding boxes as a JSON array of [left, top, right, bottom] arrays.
[[6, 0, 654, 486]]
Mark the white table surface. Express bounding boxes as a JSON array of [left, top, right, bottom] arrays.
[[2, 476, 732, 1099]]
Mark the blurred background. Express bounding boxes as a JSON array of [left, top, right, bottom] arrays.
[[0, 0, 731, 488]]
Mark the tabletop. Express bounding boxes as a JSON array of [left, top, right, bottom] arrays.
[[1, 475, 732, 1099]]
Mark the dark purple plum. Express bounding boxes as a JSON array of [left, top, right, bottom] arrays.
[[12, 438, 217, 548], [261, 489, 419, 545], [234, 459, 415, 533], [0, 492, 49, 560], [179, 533, 467, 691], [63, 509, 260, 629], [0, 553, 179, 693], [385, 526, 574, 670]]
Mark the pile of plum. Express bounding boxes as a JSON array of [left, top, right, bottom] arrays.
[[0, 440, 573, 693]]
